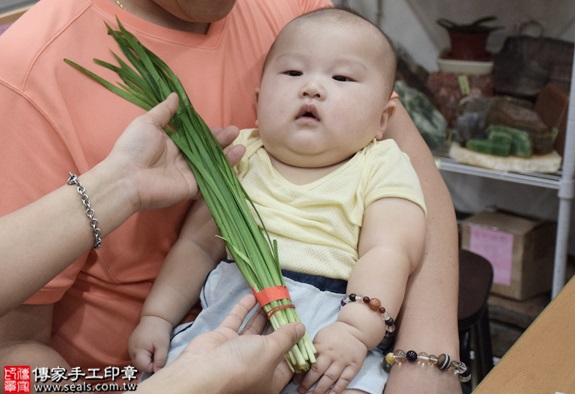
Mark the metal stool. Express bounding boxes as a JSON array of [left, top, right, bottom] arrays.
[[458, 249, 495, 390]]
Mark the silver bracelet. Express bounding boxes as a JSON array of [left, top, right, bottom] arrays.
[[67, 172, 102, 249]]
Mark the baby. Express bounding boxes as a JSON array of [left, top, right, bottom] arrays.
[[129, 7, 427, 394]]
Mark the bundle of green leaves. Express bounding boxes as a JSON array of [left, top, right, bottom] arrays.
[[65, 19, 316, 373]]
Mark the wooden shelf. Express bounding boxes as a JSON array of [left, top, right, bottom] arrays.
[[434, 153, 563, 190], [434, 146, 573, 298]]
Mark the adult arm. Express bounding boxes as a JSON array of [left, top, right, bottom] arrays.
[[383, 102, 462, 393], [0, 95, 244, 381], [0, 94, 242, 317]]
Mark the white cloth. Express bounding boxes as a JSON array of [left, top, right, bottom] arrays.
[[165, 261, 388, 393]]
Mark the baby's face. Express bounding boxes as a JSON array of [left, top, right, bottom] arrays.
[[256, 18, 393, 169]]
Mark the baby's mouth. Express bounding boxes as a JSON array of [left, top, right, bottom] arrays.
[[296, 104, 320, 121]]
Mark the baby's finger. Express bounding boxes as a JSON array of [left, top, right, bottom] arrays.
[[309, 364, 343, 394], [327, 365, 356, 394], [297, 359, 326, 394], [152, 346, 169, 373], [133, 349, 154, 374]]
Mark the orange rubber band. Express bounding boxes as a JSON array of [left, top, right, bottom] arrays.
[[252, 285, 291, 307], [266, 303, 296, 319]]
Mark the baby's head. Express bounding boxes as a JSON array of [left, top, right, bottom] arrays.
[[256, 7, 398, 169], [263, 8, 397, 98]]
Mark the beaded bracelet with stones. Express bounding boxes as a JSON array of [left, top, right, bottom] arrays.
[[340, 293, 396, 351], [383, 349, 471, 383]]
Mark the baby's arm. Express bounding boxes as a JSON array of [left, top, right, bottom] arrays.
[[128, 199, 225, 373], [299, 197, 426, 394]]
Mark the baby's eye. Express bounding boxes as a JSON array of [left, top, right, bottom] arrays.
[[284, 70, 303, 77], [333, 75, 354, 82]]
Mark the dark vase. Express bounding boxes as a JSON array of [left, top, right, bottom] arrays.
[[447, 30, 491, 61], [437, 17, 502, 61]]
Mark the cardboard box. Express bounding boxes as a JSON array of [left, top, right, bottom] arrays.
[[461, 210, 556, 300]]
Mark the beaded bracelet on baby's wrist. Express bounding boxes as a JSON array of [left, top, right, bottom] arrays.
[[384, 349, 471, 383], [340, 293, 396, 350]]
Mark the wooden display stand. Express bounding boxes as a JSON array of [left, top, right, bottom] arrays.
[[474, 276, 575, 393]]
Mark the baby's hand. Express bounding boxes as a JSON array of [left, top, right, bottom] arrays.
[[128, 316, 173, 373], [296, 322, 367, 394]]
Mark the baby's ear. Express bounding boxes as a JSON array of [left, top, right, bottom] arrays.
[[375, 99, 397, 140]]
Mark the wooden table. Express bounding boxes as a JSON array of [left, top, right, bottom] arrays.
[[474, 276, 575, 393]]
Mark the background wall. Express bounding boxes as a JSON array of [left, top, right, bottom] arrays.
[[346, 0, 575, 71], [342, 0, 575, 256]]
